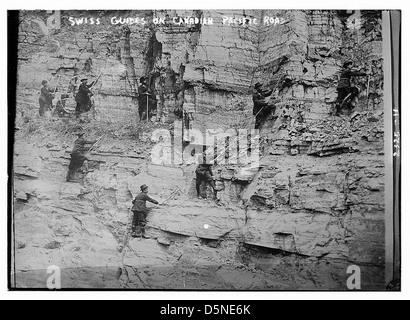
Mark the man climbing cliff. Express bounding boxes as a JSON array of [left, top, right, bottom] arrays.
[[75, 78, 95, 118], [253, 82, 273, 129], [131, 185, 159, 237], [39, 80, 54, 116], [138, 76, 157, 121], [195, 155, 221, 199], [335, 60, 368, 115], [66, 132, 97, 182]]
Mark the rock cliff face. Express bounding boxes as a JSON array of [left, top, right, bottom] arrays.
[[13, 10, 385, 289]]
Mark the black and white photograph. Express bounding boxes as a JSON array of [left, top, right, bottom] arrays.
[[7, 7, 401, 293]]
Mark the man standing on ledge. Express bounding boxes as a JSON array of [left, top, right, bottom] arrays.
[[39, 80, 54, 116], [138, 76, 156, 121], [252, 82, 273, 129], [75, 78, 94, 118], [195, 154, 221, 199], [131, 185, 159, 238]]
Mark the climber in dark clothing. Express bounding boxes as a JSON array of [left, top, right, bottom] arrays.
[[39, 80, 54, 116], [195, 162, 220, 199], [131, 185, 159, 237], [66, 132, 96, 182], [75, 78, 94, 117], [253, 82, 273, 129], [335, 61, 367, 115], [138, 76, 157, 121]]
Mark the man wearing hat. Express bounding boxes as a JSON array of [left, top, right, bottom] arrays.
[[195, 153, 222, 199], [252, 82, 273, 129], [336, 60, 368, 115], [75, 78, 95, 118], [131, 184, 159, 237], [138, 76, 156, 121], [39, 80, 55, 116], [66, 132, 97, 182]]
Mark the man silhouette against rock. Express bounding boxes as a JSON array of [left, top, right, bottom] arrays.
[[253, 82, 273, 129], [131, 185, 159, 238], [195, 155, 221, 199], [336, 60, 367, 115], [138, 76, 156, 121], [66, 132, 96, 182], [75, 78, 94, 118], [39, 80, 54, 116]]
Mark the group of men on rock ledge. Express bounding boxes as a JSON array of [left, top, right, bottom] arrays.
[[40, 59, 368, 123], [58, 58, 369, 239], [39, 74, 158, 121], [64, 129, 222, 238], [38, 77, 95, 118], [129, 158, 222, 238]]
